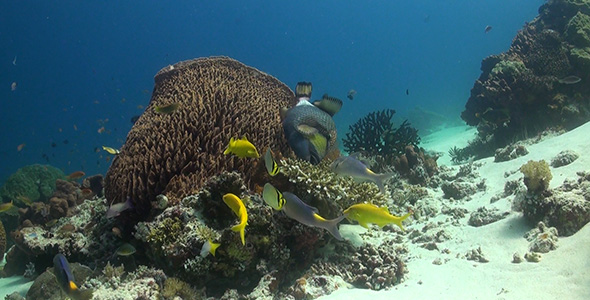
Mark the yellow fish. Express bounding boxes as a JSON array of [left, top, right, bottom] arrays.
[[223, 193, 248, 245], [0, 200, 14, 213], [154, 103, 180, 114], [200, 239, 221, 257], [102, 146, 120, 155], [264, 148, 280, 176], [343, 203, 411, 230], [224, 136, 260, 158]]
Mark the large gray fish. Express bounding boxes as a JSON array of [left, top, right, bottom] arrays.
[[330, 155, 393, 194], [281, 82, 341, 165], [262, 183, 346, 240]]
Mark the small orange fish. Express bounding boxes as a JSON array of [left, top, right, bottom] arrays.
[[73, 124, 78, 131], [137, 105, 144, 109], [67, 171, 85, 180], [97, 126, 105, 134], [17, 143, 25, 152], [80, 188, 93, 197], [11, 82, 17, 91]]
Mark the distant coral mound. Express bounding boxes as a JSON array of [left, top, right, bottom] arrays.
[[462, 0, 590, 148], [104, 56, 296, 218]]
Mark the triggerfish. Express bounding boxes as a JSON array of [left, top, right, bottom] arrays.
[[343, 203, 412, 230], [224, 136, 260, 158], [330, 155, 393, 194], [223, 193, 248, 245], [281, 82, 340, 165], [53, 254, 93, 300], [262, 183, 346, 241]]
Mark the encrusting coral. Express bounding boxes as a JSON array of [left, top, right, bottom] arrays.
[[520, 160, 553, 194], [104, 56, 298, 220]]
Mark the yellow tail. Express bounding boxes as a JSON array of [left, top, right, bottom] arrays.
[[394, 212, 412, 231], [232, 223, 246, 245]]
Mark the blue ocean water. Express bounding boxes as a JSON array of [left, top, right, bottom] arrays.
[[0, 0, 543, 183]]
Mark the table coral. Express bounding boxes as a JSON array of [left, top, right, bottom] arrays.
[[104, 56, 298, 220]]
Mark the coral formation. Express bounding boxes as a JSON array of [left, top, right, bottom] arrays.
[[520, 160, 553, 193], [519, 171, 590, 236], [0, 164, 65, 205], [525, 221, 559, 253], [342, 109, 420, 166], [550, 149, 580, 167], [494, 144, 529, 162], [468, 207, 510, 227], [104, 56, 298, 219], [26, 261, 93, 300], [461, 0, 590, 155]]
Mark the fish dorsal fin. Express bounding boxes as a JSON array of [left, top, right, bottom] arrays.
[[241, 135, 248, 141], [380, 206, 389, 212]]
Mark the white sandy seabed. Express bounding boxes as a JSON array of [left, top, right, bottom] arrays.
[[321, 121, 590, 300]]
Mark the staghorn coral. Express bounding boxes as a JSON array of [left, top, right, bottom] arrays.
[[277, 157, 388, 219], [104, 56, 297, 219]]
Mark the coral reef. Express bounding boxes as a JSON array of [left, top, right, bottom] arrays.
[[104, 56, 298, 220], [342, 109, 420, 167], [519, 171, 590, 236], [461, 0, 590, 155], [392, 145, 439, 185], [26, 261, 93, 300], [550, 149, 579, 167], [0, 164, 65, 205], [520, 160, 553, 193]]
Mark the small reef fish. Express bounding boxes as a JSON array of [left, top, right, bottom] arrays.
[[80, 188, 93, 198], [222, 193, 248, 245], [330, 155, 393, 194], [224, 136, 260, 158], [53, 254, 93, 300], [112, 227, 122, 238], [264, 148, 280, 176], [262, 183, 346, 241], [262, 183, 286, 210], [106, 198, 133, 218], [11, 82, 17, 91], [0, 200, 14, 213], [558, 75, 581, 84], [406, 89, 409, 96], [200, 239, 221, 257], [13, 56, 17, 66], [485, 25, 492, 33], [343, 203, 412, 230], [102, 146, 120, 155], [154, 102, 180, 114], [116, 243, 136, 256], [97, 126, 105, 134], [17, 143, 25, 152], [130, 115, 140, 124], [67, 171, 86, 180], [347, 89, 356, 100], [16, 195, 32, 206]]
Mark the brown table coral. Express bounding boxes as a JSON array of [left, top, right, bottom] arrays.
[[105, 56, 297, 219]]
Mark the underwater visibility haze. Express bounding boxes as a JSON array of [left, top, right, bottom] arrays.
[[3, 1, 590, 299]]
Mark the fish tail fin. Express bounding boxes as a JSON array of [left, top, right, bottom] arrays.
[[223, 138, 234, 155], [232, 223, 246, 245], [295, 82, 312, 98], [394, 212, 413, 231], [375, 172, 395, 194], [323, 214, 347, 241]]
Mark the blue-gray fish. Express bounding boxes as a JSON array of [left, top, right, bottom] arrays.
[[262, 183, 346, 240], [330, 155, 393, 194], [558, 75, 581, 84], [282, 82, 338, 165], [53, 254, 93, 300]]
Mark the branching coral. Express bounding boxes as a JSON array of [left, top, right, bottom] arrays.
[[342, 109, 420, 162]]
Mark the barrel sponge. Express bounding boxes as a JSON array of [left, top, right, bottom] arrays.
[[104, 56, 296, 217]]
